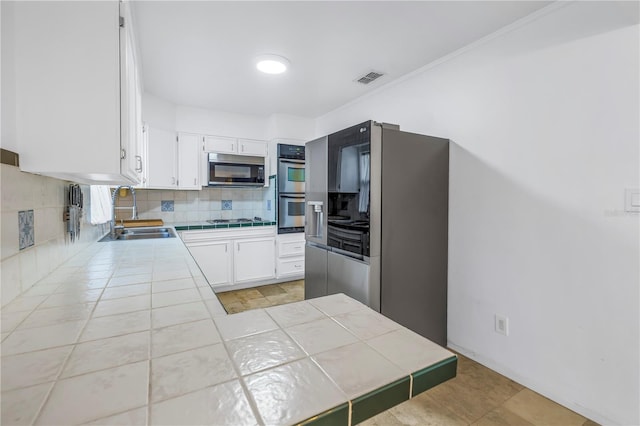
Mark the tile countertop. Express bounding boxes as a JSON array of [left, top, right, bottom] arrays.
[[0, 236, 457, 426]]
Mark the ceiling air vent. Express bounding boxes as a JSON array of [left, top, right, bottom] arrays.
[[356, 71, 384, 85]]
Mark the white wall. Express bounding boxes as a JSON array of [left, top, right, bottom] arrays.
[[266, 113, 315, 141], [142, 93, 315, 143], [142, 92, 177, 131], [1, 1, 17, 151], [317, 4, 639, 425]]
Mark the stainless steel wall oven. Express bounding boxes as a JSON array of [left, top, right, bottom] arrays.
[[277, 144, 305, 234]]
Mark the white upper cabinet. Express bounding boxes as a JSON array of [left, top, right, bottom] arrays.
[[204, 136, 267, 157], [145, 129, 201, 189], [177, 133, 201, 189], [13, 1, 142, 184], [237, 139, 268, 157], [146, 128, 177, 188], [204, 136, 236, 154]]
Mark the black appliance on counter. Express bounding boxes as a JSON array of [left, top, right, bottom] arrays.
[[277, 144, 305, 234], [305, 120, 449, 346]]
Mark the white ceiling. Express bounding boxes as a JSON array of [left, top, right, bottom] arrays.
[[131, 1, 553, 118]]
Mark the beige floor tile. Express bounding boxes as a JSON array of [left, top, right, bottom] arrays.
[[359, 410, 405, 426], [265, 293, 301, 305], [502, 389, 587, 426], [235, 289, 265, 302], [216, 291, 241, 305], [256, 285, 286, 297], [472, 406, 535, 426], [243, 297, 273, 309], [425, 358, 524, 423], [388, 393, 468, 426], [224, 302, 246, 314]]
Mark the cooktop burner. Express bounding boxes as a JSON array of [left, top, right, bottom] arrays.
[[206, 217, 262, 225]]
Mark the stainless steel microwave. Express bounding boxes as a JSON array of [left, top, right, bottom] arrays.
[[208, 153, 265, 187]]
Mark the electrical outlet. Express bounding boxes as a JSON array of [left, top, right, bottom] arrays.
[[495, 314, 509, 336]]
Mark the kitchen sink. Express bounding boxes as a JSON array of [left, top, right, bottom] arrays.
[[99, 227, 176, 242]]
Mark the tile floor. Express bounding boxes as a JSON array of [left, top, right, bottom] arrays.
[[218, 282, 600, 426], [216, 280, 304, 314]]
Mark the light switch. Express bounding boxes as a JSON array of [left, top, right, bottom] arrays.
[[625, 188, 640, 212]]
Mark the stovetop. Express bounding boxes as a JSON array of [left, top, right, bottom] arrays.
[[206, 217, 263, 224]]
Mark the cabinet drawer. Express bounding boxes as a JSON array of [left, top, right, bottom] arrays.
[[278, 257, 304, 277], [279, 240, 305, 258]]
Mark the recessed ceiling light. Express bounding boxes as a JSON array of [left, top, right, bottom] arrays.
[[256, 54, 290, 74]]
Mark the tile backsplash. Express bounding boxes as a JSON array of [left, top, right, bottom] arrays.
[[1, 164, 103, 306], [114, 187, 275, 223]]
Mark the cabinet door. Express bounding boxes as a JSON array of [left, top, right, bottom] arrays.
[[204, 136, 236, 154], [234, 238, 276, 283], [238, 139, 267, 156], [13, 1, 127, 183], [147, 128, 177, 188], [187, 242, 232, 287], [119, 2, 142, 183], [177, 133, 201, 189]]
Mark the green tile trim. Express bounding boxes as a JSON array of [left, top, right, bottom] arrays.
[[240, 223, 252, 227], [351, 376, 410, 425], [174, 226, 190, 231], [297, 403, 349, 426], [229, 223, 241, 228], [411, 355, 458, 397], [252, 222, 264, 227]]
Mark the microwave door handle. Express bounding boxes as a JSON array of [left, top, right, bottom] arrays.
[[280, 195, 305, 199], [279, 159, 305, 165]]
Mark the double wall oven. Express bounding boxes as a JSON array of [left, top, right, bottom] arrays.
[[277, 144, 305, 234]]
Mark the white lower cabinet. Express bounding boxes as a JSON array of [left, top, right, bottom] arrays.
[[181, 227, 276, 290], [186, 241, 232, 287], [234, 238, 276, 283], [276, 233, 305, 279]]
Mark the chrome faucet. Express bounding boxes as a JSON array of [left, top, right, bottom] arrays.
[[110, 185, 138, 238]]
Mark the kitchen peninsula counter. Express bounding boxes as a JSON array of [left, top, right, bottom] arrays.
[[0, 236, 456, 425]]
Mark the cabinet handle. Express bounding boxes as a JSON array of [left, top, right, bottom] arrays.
[[237, 243, 240, 251], [193, 178, 197, 185], [294, 246, 302, 250], [121, 148, 126, 160], [225, 244, 227, 253], [241, 144, 245, 153], [135, 155, 142, 172], [294, 264, 302, 268], [231, 143, 235, 151], [172, 177, 176, 185]]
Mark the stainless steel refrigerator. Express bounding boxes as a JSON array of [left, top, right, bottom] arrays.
[[304, 120, 449, 346]]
